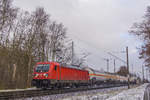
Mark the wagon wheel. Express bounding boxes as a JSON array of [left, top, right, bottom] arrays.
[[91, 78, 96, 85]]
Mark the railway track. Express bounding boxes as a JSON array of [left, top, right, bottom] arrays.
[[0, 84, 128, 100]]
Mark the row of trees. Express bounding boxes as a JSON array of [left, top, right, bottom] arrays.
[[0, 0, 87, 89]]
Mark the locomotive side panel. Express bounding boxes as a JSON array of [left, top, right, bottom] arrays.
[[60, 66, 89, 82]]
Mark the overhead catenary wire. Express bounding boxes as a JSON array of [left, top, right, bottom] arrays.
[[107, 52, 126, 64], [67, 33, 133, 73]]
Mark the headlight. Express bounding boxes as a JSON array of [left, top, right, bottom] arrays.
[[34, 74, 39, 77], [43, 73, 48, 77]]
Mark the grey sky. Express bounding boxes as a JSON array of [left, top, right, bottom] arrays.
[[13, 0, 150, 77]]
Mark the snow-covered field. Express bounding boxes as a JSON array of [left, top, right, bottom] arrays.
[[62, 84, 148, 100], [107, 83, 148, 100], [17, 84, 149, 100]]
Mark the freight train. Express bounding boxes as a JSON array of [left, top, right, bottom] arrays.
[[31, 62, 138, 89]]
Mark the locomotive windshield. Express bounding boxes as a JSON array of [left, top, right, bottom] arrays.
[[35, 64, 50, 72]]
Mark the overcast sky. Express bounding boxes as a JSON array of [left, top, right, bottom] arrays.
[[13, 0, 150, 77]]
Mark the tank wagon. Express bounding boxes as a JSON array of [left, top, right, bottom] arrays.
[[83, 67, 128, 85]]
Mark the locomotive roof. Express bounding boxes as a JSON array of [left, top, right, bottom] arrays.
[[83, 67, 105, 73], [60, 63, 83, 70]]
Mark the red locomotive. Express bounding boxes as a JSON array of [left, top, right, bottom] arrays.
[[31, 62, 89, 88]]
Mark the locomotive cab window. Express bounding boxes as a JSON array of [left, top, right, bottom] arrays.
[[54, 65, 57, 70], [35, 64, 50, 73]]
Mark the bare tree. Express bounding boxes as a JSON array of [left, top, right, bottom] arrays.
[[0, 0, 18, 46], [73, 52, 90, 66], [130, 6, 150, 66], [31, 7, 50, 62], [0, 0, 18, 89], [49, 21, 67, 62], [117, 66, 128, 76]]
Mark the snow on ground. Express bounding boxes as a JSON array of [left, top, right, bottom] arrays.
[[107, 83, 149, 100], [61, 84, 149, 100], [143, 84, 150, 100]]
